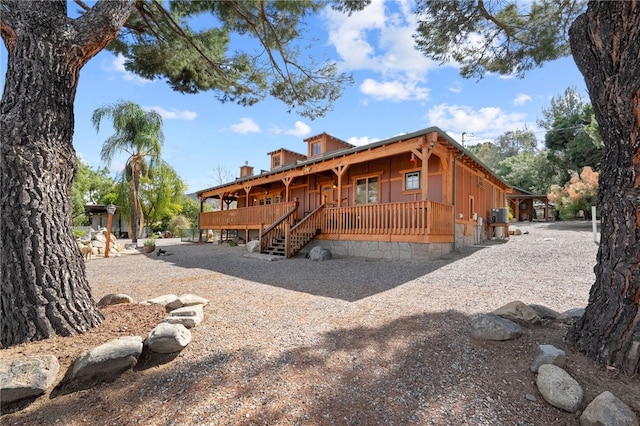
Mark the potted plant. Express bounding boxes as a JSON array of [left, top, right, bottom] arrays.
[[143, 238, 156, 253]]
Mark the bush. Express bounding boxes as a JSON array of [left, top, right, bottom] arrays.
[[168, 215, 191, 236], [547, 167, 599, 220]]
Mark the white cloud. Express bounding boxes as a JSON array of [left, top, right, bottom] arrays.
[[285, 121, 312, 137], [513, 93, 532, 106], [102, 54, 152, 85], [322, 0, 442, 103], [146, 106, 197, 121], [230, 118, 260, 134], [360, 78, 430, 102], [426, 103, 528, 140], [448, 81, 463, 94], [347, 136, 380, 146]]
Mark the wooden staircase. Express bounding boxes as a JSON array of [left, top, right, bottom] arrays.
[[259, 203, 325, 258], [263, 236, 286, 256]]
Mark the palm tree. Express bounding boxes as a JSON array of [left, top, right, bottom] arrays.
[[91, 101, 164, 244]]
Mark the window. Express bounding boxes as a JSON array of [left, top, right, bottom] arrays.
[[355, 176, 379, 204], [405, 171, 420, 191], [273, 156, 281, 168], [311, 142, 321, 156]]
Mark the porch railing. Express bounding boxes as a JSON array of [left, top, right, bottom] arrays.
[[322, 200, 453, 236], [199, 201, 297, 228]]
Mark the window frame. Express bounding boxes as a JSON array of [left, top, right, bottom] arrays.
[[354, 174, 380, 205], [403, 169, 421, 192]]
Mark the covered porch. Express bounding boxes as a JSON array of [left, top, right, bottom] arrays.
[[199, 199, 454, 257]]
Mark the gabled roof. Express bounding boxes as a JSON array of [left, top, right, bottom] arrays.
[[196, 126, 513, 197]]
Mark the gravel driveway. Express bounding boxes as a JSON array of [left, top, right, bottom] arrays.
[[78, 220, 608, 425]]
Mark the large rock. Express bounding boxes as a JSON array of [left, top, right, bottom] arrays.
[[580, 391, 638, 426], [145, 294, 179, 308], [0, 355, 60, 405], [536, 364, 583, 413], [528, 304, 560, 320], [164, 304, 204, 328], [530, 344, 566, 373], [97, 293, 134, 308], [558, 308, 585, 324], [146, 323, 192, 354], [246, 240, 260, 253], [166, 294, 209, 311], [309, 246, 331, 261], [493, 300, 541, 326], [469, 313, 522, 341], [71, 336, 143, 382]]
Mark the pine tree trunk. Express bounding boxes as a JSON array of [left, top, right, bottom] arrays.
[[0, 0, 135, 347], [565, 1, 640, 375]]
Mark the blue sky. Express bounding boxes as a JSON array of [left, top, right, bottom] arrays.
[[1, 0, 588, 193]]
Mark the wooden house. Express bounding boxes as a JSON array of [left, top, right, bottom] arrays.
[[196, 127, 512, 260]]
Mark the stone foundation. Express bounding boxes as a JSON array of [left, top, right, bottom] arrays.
[[303, 240, 453, 261]]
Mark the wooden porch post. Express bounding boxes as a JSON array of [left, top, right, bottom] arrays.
[[244, 185, 252, 206], [332, 164, 350, 207], [413, 132, 437, 202], [544, 199, 549, 221], [513, 198, 521, 221], [282, 176, 292, 202]]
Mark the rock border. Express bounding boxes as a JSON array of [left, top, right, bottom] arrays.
[[471, 300, 638, 425], [1, 293, 208, 411]]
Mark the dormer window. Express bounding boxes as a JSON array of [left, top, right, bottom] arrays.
[[311, 142, 321, 156], [272, 155, 281, 168]]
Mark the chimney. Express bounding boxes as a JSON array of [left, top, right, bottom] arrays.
[[239, 161, 253, 178]]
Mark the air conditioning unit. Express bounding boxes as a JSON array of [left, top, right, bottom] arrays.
[[491, 208, 508, 223]]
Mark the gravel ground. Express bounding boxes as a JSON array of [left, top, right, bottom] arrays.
[[7, 220, 639, 425]]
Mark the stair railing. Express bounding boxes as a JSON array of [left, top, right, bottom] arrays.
[[286, 203, 325, 258], [259, 200, 299, 253]]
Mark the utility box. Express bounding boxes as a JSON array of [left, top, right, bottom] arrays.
[[492, 208, 508, 223]]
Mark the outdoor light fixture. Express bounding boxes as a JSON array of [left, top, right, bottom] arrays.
[[333, 181, 337, 188], [429, 140, 436, 149], [409, 152, 417, 162], [105, 204, 116, 258]]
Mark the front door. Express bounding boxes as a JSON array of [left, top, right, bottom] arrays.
[[321, 183, 336, 207]]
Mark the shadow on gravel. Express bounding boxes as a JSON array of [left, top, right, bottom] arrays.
[[148, 242, 499, 302], [3, 310, 600, 425]]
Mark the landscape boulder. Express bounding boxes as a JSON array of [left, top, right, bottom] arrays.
[[580, 391, 638, 426], [309, 246, 331, 261], [528, 304, 560, 320], [469, 313, 522, 341], [493, 300, 541, 326], [146, 323, 192, 354], [166, 294, 209, 311], [0, 355, 60, 405], [71, 336, 143, 382], [536, 364, 583, 413], [558, 308, 585, 324], [530, 344, 566, 373], [97, 293, 134, 308], [164, 304, 205, 328], [145, 294, 179, 308], [246, 240, 260, 253]]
